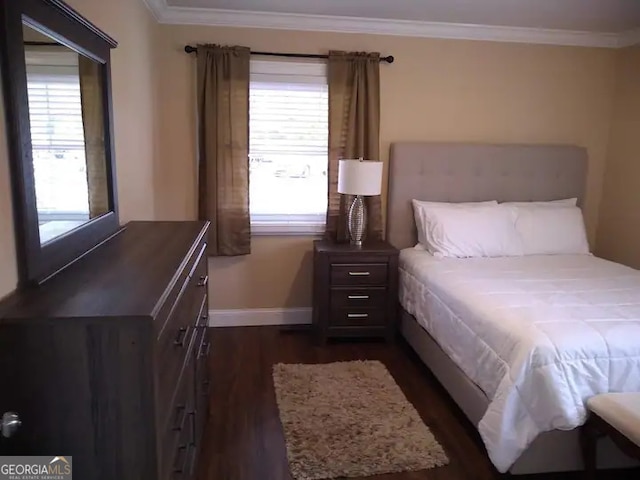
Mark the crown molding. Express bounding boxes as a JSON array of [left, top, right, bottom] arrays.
[[140, 0, 164, 21], [617, 28, 640, 47], [144, 1, 629, 49]]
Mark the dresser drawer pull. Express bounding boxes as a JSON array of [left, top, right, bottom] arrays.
[[171, 404, 187, 432], [197, 275, 209, 287], [173, 445, 187, 473], [197, 339, 211, 360], [348, 271, 370, 276], [173, 443, 194, 474], [347, 313, 369, 318], [174, 327, 189, 347], [348, 295, 369, 300]]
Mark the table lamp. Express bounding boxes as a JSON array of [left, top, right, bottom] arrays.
[[337, 158, 383, 246]]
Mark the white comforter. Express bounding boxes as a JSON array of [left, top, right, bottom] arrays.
[[399, 250, 640, 472]]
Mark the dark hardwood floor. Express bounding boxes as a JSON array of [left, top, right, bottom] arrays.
[[195, 326, 639, 480]]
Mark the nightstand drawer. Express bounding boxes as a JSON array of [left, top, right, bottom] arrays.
[[330, 288, 387, 308], [331, 263, 388, 286], [330, 307, 386, 326]]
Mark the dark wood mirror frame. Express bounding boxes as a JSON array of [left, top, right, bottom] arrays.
[[0, 0, 120, 286]]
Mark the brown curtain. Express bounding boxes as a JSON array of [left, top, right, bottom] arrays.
[[196, 45, 251, 256], [78, 56, 109, 218], [326, 51, 382, 243]]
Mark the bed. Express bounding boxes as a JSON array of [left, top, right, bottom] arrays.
[[386, 142, 640, 474]]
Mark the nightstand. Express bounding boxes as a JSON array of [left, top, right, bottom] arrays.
[[312, 239, 399, 344]]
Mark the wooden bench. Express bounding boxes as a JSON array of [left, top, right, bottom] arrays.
[[581, 393, 640, 479]]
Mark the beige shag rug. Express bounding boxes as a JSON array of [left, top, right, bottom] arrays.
[[273, 360, 449, 480]]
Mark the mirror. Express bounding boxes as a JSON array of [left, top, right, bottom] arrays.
[[0, 0, 120, 285], [23, 24, 110, 244]]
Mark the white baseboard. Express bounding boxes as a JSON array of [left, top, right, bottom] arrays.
[[208, 307, 312, 327]]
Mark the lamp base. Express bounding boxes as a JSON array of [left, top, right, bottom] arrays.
[[347, 195, 366, 247]]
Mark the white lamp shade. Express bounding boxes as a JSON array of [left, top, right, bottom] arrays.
[[337, 159, 383, 196]]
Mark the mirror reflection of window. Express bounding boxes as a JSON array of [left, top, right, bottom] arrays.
[[23, 24, 109, 245], [25, 46, 89, 243]]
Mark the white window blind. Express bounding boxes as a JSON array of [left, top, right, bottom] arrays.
[[249, 60, 328, 235], [25, 50, 90, 218], [27, 65, 85, 151]]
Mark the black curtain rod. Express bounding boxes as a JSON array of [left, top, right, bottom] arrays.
[[184, 45, 394, 63]]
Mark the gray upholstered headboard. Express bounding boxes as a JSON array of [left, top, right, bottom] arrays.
[[386, 142, 588, 249]]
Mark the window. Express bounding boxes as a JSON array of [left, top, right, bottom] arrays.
[[25, 49, 89, 224], [249, 60, 328, 235]]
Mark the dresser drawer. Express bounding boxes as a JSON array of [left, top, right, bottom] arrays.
[[330, 288, 387, 308], [160, 344, 196, 480], [170, 441, 196, 480], [160, 386, 190, 479], [156, 291, 206, 433], [193, 322, 211, 450], [154, 238, 207, 395], [330, 263, 388, 286], [155, 238, 208, 338], [329, 307, 386, 326]]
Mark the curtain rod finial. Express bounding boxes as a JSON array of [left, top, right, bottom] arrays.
[[383, 55, 394, 64], [185, 45, 197, 54]]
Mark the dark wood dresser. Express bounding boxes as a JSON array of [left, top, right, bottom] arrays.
[[312, 239, 399, 344], [0, 221, 211, 480]]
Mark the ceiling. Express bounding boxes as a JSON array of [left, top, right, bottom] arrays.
[[165, 0, 640, 33]]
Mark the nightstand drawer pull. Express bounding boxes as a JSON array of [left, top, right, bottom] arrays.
[[347, 313, 369, 318], [348, 295, 369, 300], [331, 264, 387, 286]]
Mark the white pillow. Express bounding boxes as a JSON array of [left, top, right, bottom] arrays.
[[502, 198, 577, 207], [412, 200, 497, 250], [414, 204, 523, 258], [412, 200, 498, 208], [511, 205, 590, 255]]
